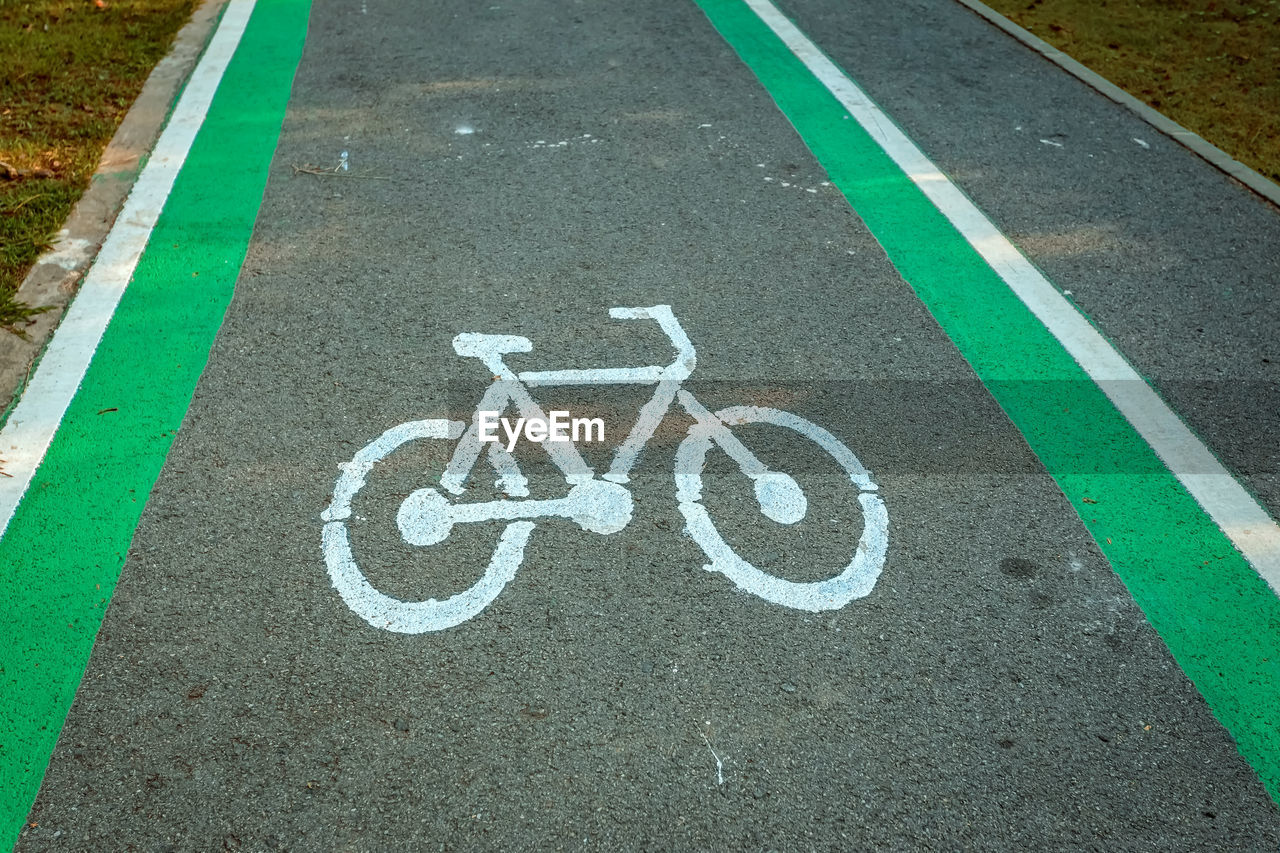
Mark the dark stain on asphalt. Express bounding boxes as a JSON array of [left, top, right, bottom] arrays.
[[1000, 556, 1039, 579]]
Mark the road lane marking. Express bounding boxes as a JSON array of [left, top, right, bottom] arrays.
[[323, 307, 889, 633], [738, 0, 1280, 596], [0, 0, 310, 845], [695, 0, 1280, 802], [0, 0, 257, 537]]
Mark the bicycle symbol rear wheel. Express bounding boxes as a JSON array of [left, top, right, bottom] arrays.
[[321, 419, 534, 634]]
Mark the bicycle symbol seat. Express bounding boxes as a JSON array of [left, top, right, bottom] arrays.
[[321, 305, 888, 633]]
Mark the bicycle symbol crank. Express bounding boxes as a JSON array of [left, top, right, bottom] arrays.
[[398, 479, 635, 546], [322, 306, 888, 633]]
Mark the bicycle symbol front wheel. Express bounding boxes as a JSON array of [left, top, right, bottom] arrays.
[[675, 405, 888, 611]]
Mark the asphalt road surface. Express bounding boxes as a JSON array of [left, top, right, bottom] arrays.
[[7, 0, 1280, 848]]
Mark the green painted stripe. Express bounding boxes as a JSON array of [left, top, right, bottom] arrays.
[[0, 0, 309, 845], [695, 0, 1280, 803]]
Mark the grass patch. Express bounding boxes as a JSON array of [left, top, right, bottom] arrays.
[[0, 0, 198, 331], [981, 0, 1280, 185]]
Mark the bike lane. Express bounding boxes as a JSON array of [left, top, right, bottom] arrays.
[[8, 0, 1280, 848]]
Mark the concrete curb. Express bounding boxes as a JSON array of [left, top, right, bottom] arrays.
[[0, 0, 230, 418], [953, 0, 1280, 210]]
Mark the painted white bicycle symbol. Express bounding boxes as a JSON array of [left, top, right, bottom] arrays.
[[321, 306, 888, 633]]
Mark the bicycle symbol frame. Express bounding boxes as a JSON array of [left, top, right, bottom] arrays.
[[321, 306, 888, 633]]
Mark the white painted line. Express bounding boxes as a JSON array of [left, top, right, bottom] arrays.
[[743, 0, 1280, 594], [0, 0, 258, 538], [747, 0, 1280, 591]]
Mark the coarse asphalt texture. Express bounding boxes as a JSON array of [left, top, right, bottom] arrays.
[[11, 0, 1280, 848]]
